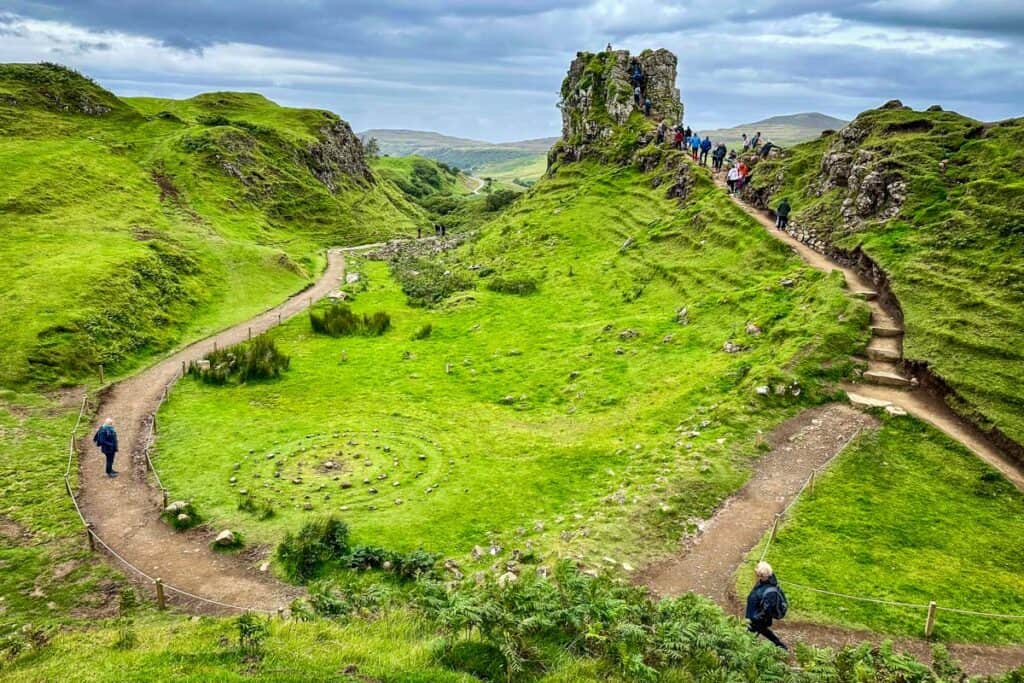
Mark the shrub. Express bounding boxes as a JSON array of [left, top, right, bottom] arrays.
[[188, 336, 290, 385], [485, 189, 517, 212], [411, 323, 433, 340], [276, 517, 351, 582], [486, 276, 538, 296], [236, 612, 269, 658], [309, 304, 391, 337], [112, 618, 137, 651], [390, 255, 475, 307]]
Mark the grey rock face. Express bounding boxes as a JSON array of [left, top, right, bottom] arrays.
[[304, 119, 373, 191]]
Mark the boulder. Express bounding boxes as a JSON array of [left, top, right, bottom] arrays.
[[214, 530, 236, 547], [164, 500, 189, 514]]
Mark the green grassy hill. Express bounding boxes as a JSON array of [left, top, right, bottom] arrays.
[[698, 112, 849, 149], [0, 63, 422, 387], [745, 104, 1024, 447]]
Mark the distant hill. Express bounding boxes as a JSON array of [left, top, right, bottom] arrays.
[[359, 128, 557, 171], [697, 112, 848, 149]]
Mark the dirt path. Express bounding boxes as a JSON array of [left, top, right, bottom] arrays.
[[718, 178, 1024, 491], [636, 177, 1024, 674], [469, 175, 486, 194], [641, 404, 877, 602], [77, 245, 379, 614]]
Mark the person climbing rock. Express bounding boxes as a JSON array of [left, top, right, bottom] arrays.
[[699, 136, 712, 166], [759, 141, 774, 158], [633, 85, 642, 107], [674, 127, 684, 150], [775, 198, 791, 229], [656, 120, 667, 144], [93, 418, 119, 478], [689, 133, 701, 161], [629, 58, 644, 88], [746, 561, 788, 650], [750, 131, 762, 151], [644, 97, 652, 117], [712, 142, 728, 171]]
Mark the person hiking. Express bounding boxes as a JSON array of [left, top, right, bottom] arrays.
[[737, 161, 750, 190], [683, 125, 692, 140], [775, 198, 791, 229], [750, 131, 762, 150], [644, 97, 652, 117], [712, 142, 727, 171], [656, 120, 667, 144], [92, 418, 119, 478], [759, 140, 774, 158], [699, 136, 712, 166], [746, 561, 788, 649], [673, 127, 684, 150], [633, 85, 642, 107], [726, 165, 740, 194], [689, 133, 700, 161], [740, 133, 749, 151]]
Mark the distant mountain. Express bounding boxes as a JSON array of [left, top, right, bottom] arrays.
[[358, 128, 558, 171], [697, 112, 849, 149]]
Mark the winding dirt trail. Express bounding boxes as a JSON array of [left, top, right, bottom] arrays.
[[77, 245, 378, 614], [636, 177, 1024, 674]]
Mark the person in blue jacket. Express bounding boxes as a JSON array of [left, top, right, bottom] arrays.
[[93, 418, 119, 478], [689, 133, 700, 160], [746, 561, 788, 649], [699, 136, 713, 166]]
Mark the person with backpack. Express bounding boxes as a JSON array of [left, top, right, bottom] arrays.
[[699, 136, 712, 166], [644, 97, 652, 117], [689, 133, 700, 161], [633, 85, 642, 107], [776, 198, 792, 229], [750, 131, 762, 151], [673, 127, 684, 150], [740, 133, 749, 151], [746, 561, 788, 649], [726, 165, 740, 194], [92, 418, 119, 478]]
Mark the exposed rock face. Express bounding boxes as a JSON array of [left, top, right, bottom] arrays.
[[552, 48, 682, 163], [304, 118, 373, 190]]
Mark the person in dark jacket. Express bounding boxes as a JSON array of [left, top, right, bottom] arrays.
[[699, 136, 712, 165], [92, 418, 119, 477], [746, 561, 787, 649], [760, 141, 775, 158], [712, 143, 727, 171], [776, 198, 792, 229], [656, 120, 667, 144], [643, 97, 652, 117]]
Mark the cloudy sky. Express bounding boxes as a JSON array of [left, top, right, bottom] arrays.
[[1, 1, 1021, 142]]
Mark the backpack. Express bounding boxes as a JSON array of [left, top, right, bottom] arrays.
[[763, 585, 788, 620]]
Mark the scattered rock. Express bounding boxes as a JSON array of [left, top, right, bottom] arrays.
[[745, 323, 763, 336], [164, 501, 188, 514], [676, 307, 689, 325], [618, 329, 639, 341], [214, 530, 236, 547], [723, 341, 746, 354]]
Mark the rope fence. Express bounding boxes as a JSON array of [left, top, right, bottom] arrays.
[[755, 428, 1024, 637], [62, 387, 276, 616]]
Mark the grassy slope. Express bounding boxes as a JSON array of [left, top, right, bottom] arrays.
[[738, 415, 1024, 643], [154, 156, 866, 573], [749, 107, 1024, 445], [0, 63, 419, 630], [0, 65, 420, 388], [475, 153, 548, 187]]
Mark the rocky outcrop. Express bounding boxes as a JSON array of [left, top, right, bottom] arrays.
[[551, 48, 682, 164], [303, 118, 373, 190]]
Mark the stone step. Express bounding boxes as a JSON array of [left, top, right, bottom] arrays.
[[871, 325, 904, 338], [863, 370, 912, 387], [867, 345, 901, 362], [847, 392, 892, 409], [854, 290, 878, 301]]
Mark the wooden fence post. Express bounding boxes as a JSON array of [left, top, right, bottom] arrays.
[[98, 364, 104, 384], [248, 327, 252, 340], [86, 523, 96, 551], [309, 296, 313, 308], [809, 470, 816, 497], [181, 360, 186, 376], [155, 578, 166, 610], [278, 313, 282, 325], [213, 341, 217, 352], [769, 513, 782, 542], [277, 607, 285, 620], [162, 488, 168, 509], [925, 601, 937, 638]]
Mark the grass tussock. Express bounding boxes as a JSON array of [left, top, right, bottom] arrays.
[[309, 303, 391, 337], [188, 336, 290, 385]]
